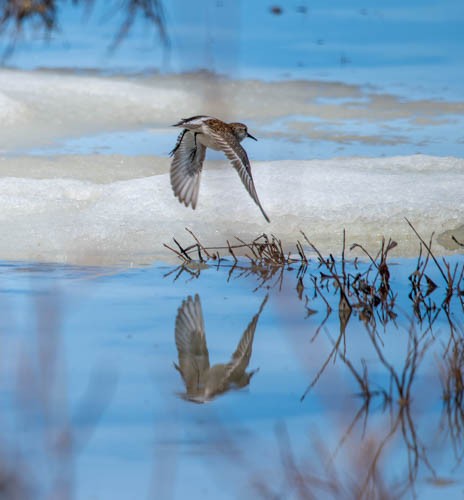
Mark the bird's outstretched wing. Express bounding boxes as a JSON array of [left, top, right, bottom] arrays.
[[225, 294, 268, 385], [207, 126, 270, 223], [170, 130, 206, 209], [174, 295, 210, 394]]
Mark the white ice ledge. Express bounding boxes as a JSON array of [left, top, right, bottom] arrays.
[[0, 154, 462, 265]]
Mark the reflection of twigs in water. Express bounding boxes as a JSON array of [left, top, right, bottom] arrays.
[[164, 227, 464, 331], [440, 338, 464, 465], [163, 262, 207, 284], [252, 404, 443, 499], [349, 237, 398, 327], [328, 336, 392, 464], [365, 322, 432, 405], [359, 322, 436, 493], [302, 231, 401, 331], [441, 338, 464, 407], [300, 325, 345, 402], [253, 409, 444, 499], [339, 352, 389, 405], [304, 316, 436, 495], [307, 276, 332, 342], [357, 405, 428, 498], [275, 423, 314, 500], [405, 218, 463, 308], [299, 235, 400, 402], [440, 302, 464, 356], [256, 423, 398, 499], [440, 401, 464, 468], [299, 234, 354, 401], [301, 231, 351, 308], [331, 401, 370, 461]]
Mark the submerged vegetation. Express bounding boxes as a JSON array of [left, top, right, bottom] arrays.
[[1, 222, 463, 498], [164, 220, 464, 497], [164, 219, 464, 314]]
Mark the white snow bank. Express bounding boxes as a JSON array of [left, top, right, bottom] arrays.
[[0, 154, 461, 265], [0, 69, 188, 149]]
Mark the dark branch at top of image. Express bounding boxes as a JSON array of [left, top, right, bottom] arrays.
[[0, 0, 167, 58]]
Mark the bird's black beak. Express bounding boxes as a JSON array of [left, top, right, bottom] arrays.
[[247, 132, 258, 141]]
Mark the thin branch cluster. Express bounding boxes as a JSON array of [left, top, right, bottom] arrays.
[[0, 0, 167, 57]]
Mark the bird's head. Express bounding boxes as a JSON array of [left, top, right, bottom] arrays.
[[229, 122, 258, 142]]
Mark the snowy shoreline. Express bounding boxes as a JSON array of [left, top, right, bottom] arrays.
[[0, 69, 461, 265], [0, 154, 461, 265], [1, 68, 464, 157]]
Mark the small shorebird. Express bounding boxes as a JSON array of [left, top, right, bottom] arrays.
[[170, 115, 270, 223], [174, 294, 268, 403]]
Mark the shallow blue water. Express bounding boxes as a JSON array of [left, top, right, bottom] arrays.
[[3, 0, 464, 99], [0, 256, 462, 498], [22, 117, 464, 159], [4, 0, 464, 160]]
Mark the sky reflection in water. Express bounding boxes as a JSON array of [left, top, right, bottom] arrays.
[[0, 252, 462, 499]]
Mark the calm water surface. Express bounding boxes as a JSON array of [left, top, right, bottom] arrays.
[[0, 255, 462, 499]]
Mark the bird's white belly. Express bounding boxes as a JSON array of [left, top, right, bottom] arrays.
[[197, 133, 221, 151]]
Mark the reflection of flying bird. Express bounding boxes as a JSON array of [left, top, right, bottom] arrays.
[[170, 115, 270, 223], [173, 294, 268, 403]]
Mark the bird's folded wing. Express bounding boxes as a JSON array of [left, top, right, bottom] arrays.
[[208, 128, 270, 223], [175, 295, 210, 392], [170, 130, 206, 209], [173, 115, 212, 128]]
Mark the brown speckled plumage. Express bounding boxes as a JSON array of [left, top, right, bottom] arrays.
[[170, 115, 270, 223]]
